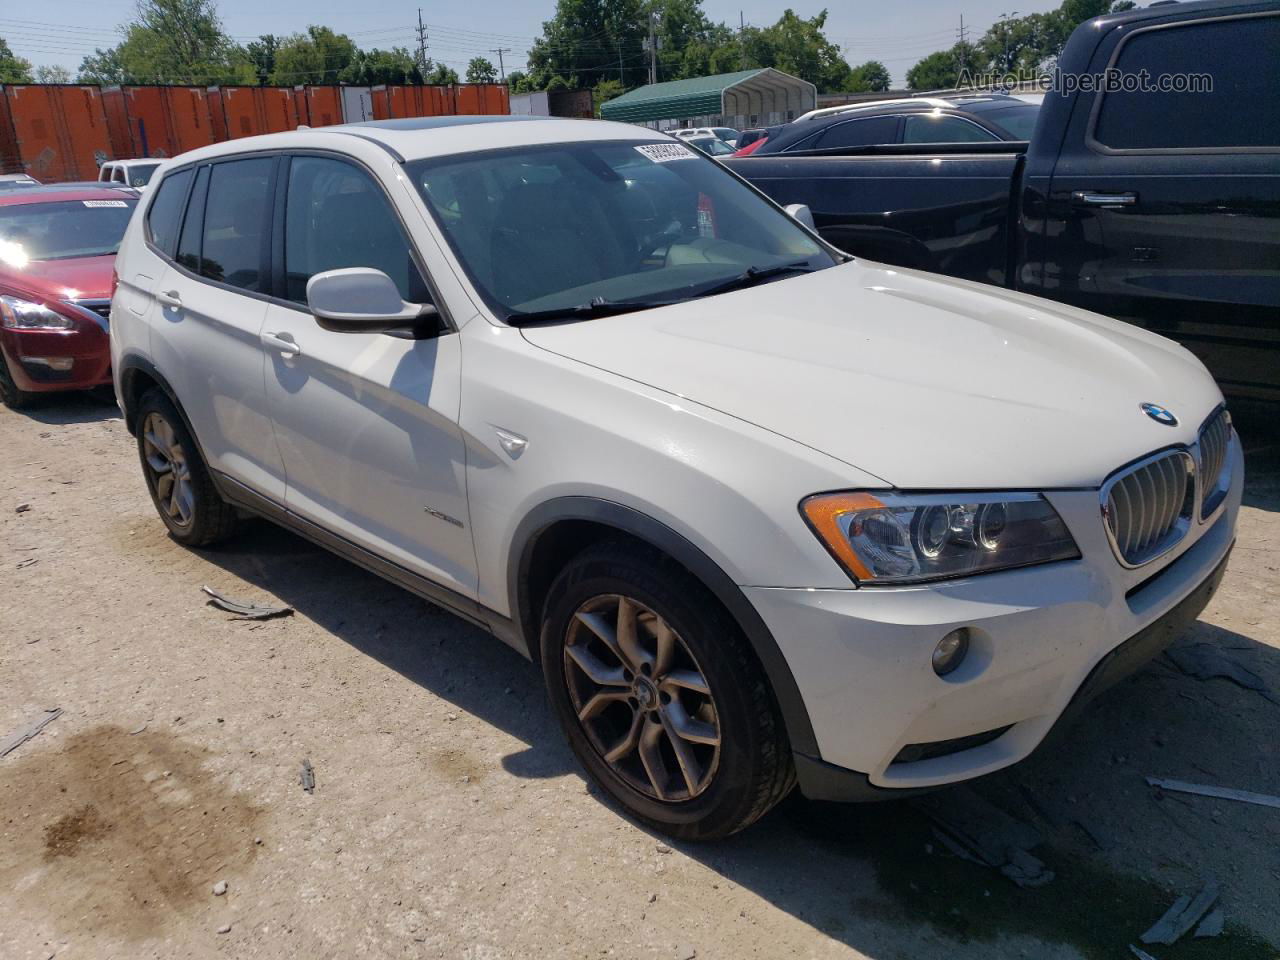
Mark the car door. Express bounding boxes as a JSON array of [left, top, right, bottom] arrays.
[[260, 153, 475, 599], [147, 155, 287, 501], [1040, 8, 1280, 401]]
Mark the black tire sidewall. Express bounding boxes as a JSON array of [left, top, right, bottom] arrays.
[[0, 351, 35, 409], [135, 389, 221, 545], [541, 546, 780, 839]]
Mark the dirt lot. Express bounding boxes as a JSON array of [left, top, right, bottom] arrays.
[[1, 395, 1277, 960]]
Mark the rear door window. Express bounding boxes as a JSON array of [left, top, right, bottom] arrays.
[[145, 167, 193, 257], [902, 114, 999, 143], [1092, 14, 1280, 150], [811, 116, 899, 150], [176, 166, 209, 273], [199, 158, 274, 292]]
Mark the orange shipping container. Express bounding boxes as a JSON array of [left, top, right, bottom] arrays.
[[0, 89, 19, 175], [373, 85, 459, 120], [1, 85, 112, 182], [455, 83, 509, 116], [259, 86, 301, 133], [102, 85, 215, 160], [207, 86, 300, 141], [302, 86, 343, 127]]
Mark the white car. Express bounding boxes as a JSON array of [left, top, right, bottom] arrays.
[[98, 158, 164, 190], [109, 117, 1241, 839], [673, 126, 739, 148]]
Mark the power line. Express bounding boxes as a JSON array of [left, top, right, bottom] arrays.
[[488, 47, 511, 82]]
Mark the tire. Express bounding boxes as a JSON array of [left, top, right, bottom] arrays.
[[540, 541, 795, 840], [0, 352, 38, 410], [135, 388, 239, 546]]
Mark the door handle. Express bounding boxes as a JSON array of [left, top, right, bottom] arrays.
[[1071, 191, 1138, 207], [156, 289, 182, 308], [261, 332, 302, 358]]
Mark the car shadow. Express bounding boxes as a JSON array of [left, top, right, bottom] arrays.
[[6, 390, 121, 425], [188, 437, 1279, 959]]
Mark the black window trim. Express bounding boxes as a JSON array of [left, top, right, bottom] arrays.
[[144, 164, 196, 257], [1085, 9, 1280, 157], [786, 115, 904, 153], [142, 147, 457, 334]]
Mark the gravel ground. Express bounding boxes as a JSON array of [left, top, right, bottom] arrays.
[[1, 395, 1277, 960]]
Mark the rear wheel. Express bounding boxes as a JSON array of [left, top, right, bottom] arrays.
[[0, 353, 37, 410], [541, 542, 794, 840], [135, 388, 238, 546]]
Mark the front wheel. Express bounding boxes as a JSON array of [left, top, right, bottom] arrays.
[[540, 542, 795, 840], [0, 352, 37, 410]]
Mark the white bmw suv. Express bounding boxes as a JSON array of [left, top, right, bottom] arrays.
[[110, 116, 1242, 839]]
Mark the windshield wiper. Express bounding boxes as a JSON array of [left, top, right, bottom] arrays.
[[506, 296, 686, 327], [695, 260, 815, 298]]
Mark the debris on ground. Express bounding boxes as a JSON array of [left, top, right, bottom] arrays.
[[1196, 909, 1225, 938], [16, 558, 38, 569], [0, 707, 62, 758], [300, 758, 315, 794], [15, 502, 30, 513], [129, 722, 147, 735], [1146, 776, 1280, 810], [1141, 879, 1220, 946], [202, 586, 294, 621], [1164, 642, 1275, 701], [212, 880, 228, 896], [216, 923, 232, 934], [915, 788, 1054, 888]]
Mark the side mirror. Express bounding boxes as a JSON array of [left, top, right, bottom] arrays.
[[784, 203, 816, 231], [306, 268, 438, 336]]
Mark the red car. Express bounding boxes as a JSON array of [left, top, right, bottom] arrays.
[[0, 186, 138, 408]]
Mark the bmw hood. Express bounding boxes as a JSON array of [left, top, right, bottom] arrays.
[[519, 260, 1224, 489]]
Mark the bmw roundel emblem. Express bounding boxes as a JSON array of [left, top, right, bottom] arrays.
[[1140, 402, 1178, 426]]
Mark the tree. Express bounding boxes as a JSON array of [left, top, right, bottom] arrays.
[[527, 0, 648, 92], [466, 57, 497, 83], [507, 70, 531, 92], [340, 47, 420, 85], [847, 60, 890, 92], [422, 62, 459, 85], [272, 26, 357, 84], [72, 0, 248, 84], [34, 64, 72, 83], [244, 34, 279, 85], [754, 10, 852, 93], [0, 37, 34, 83], [905, 43, 977, 91], [78, 47, 128, 84], [592, 77, 625, 115]]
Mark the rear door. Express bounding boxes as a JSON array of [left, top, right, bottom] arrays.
[[260, 153, 475, 599], [148, 155, 287, 500], [1043, 8, 1280, 401]]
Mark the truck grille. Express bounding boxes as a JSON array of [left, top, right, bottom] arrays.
[[1102, 450, 1195, 567], [1197, 408, 1231, 519]]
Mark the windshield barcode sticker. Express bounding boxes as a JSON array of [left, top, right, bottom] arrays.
[[635, 143, 696, 163], [83, 199, 128, 208]]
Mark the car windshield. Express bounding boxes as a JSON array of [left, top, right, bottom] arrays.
[[690, 138, 735, 156], [408, 139, 835, 320], [0, 198, 137, 263], [129, 163, 161, 186], [974, 104, 1041, 140]]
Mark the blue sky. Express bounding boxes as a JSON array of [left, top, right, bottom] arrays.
[[4, 0, 1059, 87]]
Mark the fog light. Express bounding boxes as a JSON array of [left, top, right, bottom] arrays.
[[933, 628, 970, 676], [21, 356, 74, 371]]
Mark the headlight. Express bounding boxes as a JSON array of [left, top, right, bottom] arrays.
[[0, 295, 74, 330], [800, 491, 1079, 585]]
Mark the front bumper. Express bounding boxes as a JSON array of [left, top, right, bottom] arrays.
[[0, 324, 112, 392], [747, 438, 1243, 797]]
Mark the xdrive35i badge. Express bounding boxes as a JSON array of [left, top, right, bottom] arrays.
[[1140, 402, 1178, 426]]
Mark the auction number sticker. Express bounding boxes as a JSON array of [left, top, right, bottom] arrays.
[[635, 143, 696, 163], [83, 199, 128, 208]]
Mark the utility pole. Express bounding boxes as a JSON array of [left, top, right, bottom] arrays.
[[489, 47, 511, 82], [415, 8, 429, 72], [739, 11, 746, 71], [648, 11, 658, 86], [957, 14, 968, 83]]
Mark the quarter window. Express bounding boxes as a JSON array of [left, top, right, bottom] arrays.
[[283, 156, 427, 305], [1093, 15, 1280, 150], [145, 167, 193, 257], [199, 157, 273, 292]]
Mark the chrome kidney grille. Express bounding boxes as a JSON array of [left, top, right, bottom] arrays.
[[1101, 407, 1233, 568], [1102, 451, 1195, 567], [1197, 407, 1231, 519]]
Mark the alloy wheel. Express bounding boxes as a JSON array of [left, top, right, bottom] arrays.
[[141, 411, 195, 528], [563, 594, 721, 801]]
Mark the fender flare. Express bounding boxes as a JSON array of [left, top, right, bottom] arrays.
[[508, 496, 819, 757]]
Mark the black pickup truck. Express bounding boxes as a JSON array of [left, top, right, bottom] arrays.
[[728, 0, 1280, 403]]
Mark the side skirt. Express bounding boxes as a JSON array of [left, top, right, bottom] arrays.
[[212, 472, 528, 657]]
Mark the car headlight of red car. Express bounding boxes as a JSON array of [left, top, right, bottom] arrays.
[[0, 295, 75, 330]]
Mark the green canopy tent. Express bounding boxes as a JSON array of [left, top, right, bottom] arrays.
[[600, 68, 817, 129]]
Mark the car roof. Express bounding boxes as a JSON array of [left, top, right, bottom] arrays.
[[764, 96, 1029, 151], [0, 185, 139, 207], [159, 115, 669, 169]]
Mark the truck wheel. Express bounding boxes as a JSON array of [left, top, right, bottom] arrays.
[[540, 542, 795, 840], [135, 388, 238, 546], [0, 353, 37, 410]]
